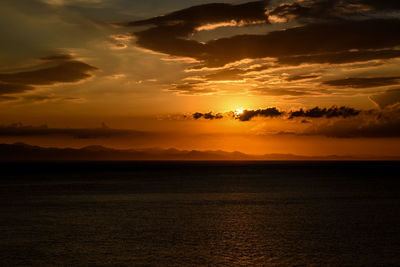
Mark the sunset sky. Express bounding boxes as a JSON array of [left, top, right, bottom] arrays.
[[1, 0, 400, 156]]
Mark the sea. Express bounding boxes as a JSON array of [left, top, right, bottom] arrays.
[[1, 161, 399, 266]]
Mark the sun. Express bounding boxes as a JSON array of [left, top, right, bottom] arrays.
[[234, 108, 244, 116]]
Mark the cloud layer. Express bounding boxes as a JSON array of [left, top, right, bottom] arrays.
[[303, 104, 400, 138], [114, 0, 400, 102], [122, 1, 400, 68], [237, 108, 283, 121], [193, 112, 223, 120], [0, 54, 97, 99], [0, 122, 145, 139], [323, 77, 400, 88]]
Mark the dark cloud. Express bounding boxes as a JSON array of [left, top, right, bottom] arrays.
[[127, 8, 400, 68], [237, 108, 282, 121], [122, 1, 269, 27], [278, 49, 400, 65], [39, 54, 74, 61], [0, 61, 98, 86], [370, 88, 400, 109], [204, 19, 400, 67], [286, 74, 320, 81], [191, 105, 361, 121], [21, 94, 58, 103], [126, 1, 270, 64], [267, 0, 341, 22], [187, 104, 400, 138], [200, 64, 275, 81], [323, 77, 400, 88], [0, 96, 18, 102], [252, 88, 315, 96], [168, 83, 217, 95], [267, 0, 400, 23], [0, 123, 147, 139], [359, 0, 400, 10], [0, 82, 34, 95], [303, 104, 400, 138], [134, 24, 205, 60], [289, 106, 360, 119], [0, 55, 98, 99], [204, 68, 246, 81], [193, 112, 223, 120]]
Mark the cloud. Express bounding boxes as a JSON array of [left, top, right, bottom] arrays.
[[237, 107, 283, 121], [0, 0, 112, 71], [0, 60, 98, 86], [0, 54, 98, 99], [167, 83, 217, 95], [0, 96, 18, 102], [204, 68, 246, 81], [197, 64, 275, 82], [267, 0, 400, 23], [21, 94, 59, 103], [277, 49, 400, 65], [120, 1, 270, 67], [286, 74, 320, 81], [289, 106, 361, 119], [360, 0, 400, 10], [190, 105, 362, 121], [193, 112, 223, 120], [123, 1, 269, 64], [252, 87, 317, 96], [370, 88, 400, 108], [129, 14, 400, 68], [267, 0, 341, 23], [228, 104, 400, 138], [186, 104, 400, 139], [303, 104, 400, 138], [39, 54, 74, 61], [116, 0, 400, 98], [323, 77, 400, 88], [203, 19, 400, 67], [121, 1, 269, 27], [0, 123, 148, 139], [0, 82, 34, 95]]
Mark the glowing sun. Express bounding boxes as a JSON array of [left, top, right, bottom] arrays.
[[235, 109, 244, 116]]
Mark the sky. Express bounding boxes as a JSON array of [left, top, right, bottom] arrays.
[[1, 0, 400, 157]]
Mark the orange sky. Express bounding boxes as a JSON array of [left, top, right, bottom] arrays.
[[1, 0, 400, 157]]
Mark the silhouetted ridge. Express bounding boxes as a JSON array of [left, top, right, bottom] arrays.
[[0, 143, 398, 161]]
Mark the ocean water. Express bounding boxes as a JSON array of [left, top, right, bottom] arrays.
[[0, 161, 399, 266]]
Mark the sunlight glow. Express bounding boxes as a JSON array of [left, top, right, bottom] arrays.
[[235, 109, 244, 115]]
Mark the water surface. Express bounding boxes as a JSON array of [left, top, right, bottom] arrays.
[[1, 161, 399, 266]]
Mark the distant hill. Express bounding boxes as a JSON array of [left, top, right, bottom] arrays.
[[0, 143, 398, 161]]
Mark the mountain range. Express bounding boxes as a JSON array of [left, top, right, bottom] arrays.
[[0, 143, 398, 161]]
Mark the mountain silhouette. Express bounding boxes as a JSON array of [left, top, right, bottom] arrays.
[[0, 143, 398, 161]]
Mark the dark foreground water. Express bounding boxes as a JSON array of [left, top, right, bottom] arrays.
[[1, 161, 399, 266]]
